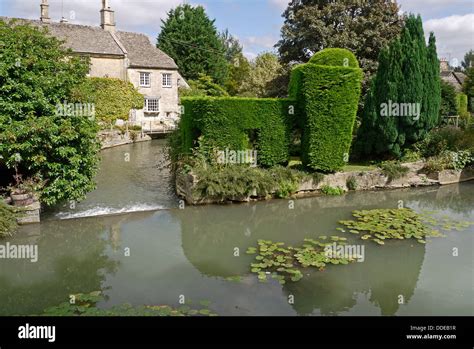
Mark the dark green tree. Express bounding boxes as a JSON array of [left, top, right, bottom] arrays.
[[220, 29, 243, 63], [461, 49, 474, 71], [224, 53, 251, 96], [157, 4, 228, 84], [439, 80, 458, 118], [276, 0, 403, 105], [180, 74, 229, 97], [355, 15, 441, 158], [0, 20, 99, 206], [463, 67, 474, 112]]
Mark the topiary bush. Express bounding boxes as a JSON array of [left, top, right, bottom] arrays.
[[289, 49, 363, 172], [178, 48, 362, 172], [309, 48, 359, 68]]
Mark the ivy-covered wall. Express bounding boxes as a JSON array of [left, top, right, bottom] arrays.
[[179, 48, 363, 172]]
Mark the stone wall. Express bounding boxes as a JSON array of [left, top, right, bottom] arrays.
[[89, 55, 127, 80], [176, 162, 474, 205], [128, 68, 180, 127]]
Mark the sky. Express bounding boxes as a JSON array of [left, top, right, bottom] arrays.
[[0, 0, 473, 65]]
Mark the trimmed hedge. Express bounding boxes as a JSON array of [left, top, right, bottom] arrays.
[[179, 48, 362, 172], [290, 49, 363, 171], [456, 93, 469, 117], [309, 48, 359, 68], [180, 97, 294, 166]]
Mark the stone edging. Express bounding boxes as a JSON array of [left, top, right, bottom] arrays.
[[176, 161, 474, 205]]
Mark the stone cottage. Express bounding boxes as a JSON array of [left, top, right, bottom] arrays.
[[440, 58, 467, 93], [1, 0, 187, 132]]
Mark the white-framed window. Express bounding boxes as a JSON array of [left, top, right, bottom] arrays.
[[144, 97, 160, 113], [162, 73, 172, 88], [139, 72, 151, 87]]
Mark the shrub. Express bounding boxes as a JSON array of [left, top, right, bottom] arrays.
[[346, 176, 358, 191], [180, 97, 292, 167], [0, 20, 100, 206], [320, 185, 345, 196], [379, 161, 409, 181], [289, 49, 363, 172], [0, 200, 18, 238]]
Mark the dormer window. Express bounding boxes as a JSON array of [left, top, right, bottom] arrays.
[[139, 72, 151, 87], [162, 73, 172, 88]]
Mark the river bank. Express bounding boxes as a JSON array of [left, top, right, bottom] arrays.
[[176, 161, 474, 205]]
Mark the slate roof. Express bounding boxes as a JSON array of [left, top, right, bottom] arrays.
[[441, 70, 467, 92], [115, 31, 177, 69], [0, 17, 177, 69]]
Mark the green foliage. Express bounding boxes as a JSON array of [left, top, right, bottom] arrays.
[[0, 20, 100, 206], [290, 49, 363, 171], [191, 161, 307, 201], [179, 74, 229, 97], [71, 77, 143, 124], [379, 161, 410, 181], [239, 52, 286, 98], [157, 4, 228, 84], [339, 209, 444, 244], [346, 176, 358, 191], [180, 97, 292, 166], [356, 15, 441, 158], [423, 150, 474, 172], [220, 29, 243, 63], [41, 291, 217, 316], [320, 185, 345, 196], [0, 200, 18, 238], [461, 50, 474, 71], [309, 48, 359, 68], [414, 127, 474, 158], [456, 93, 470, 125], [224, 53, 251, 96], [246, 238, 355, 283], [440, 80, 458, 117]]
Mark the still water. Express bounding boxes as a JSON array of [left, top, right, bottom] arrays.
[[1, 140, 473, 316]]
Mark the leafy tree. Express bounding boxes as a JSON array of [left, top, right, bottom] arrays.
[[239, 53, 285, 97], [220, 29, 243, 63], [180, 74, 229, 97], [0, 20, 100, 206], [463, 67, 474, 112], [71, 77, 143, 125], [461, 49, 474, 71], [276, 0, 403, 107], [224, 53, 251, 96], [355, 15, 441, 158], [157, 4, 228, 84]]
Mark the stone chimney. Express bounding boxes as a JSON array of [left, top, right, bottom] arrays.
[[440, 58, 450, 72], [40, 0, 51, 23], [100, 0, 116, 32]]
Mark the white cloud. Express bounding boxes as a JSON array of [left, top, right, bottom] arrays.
[[243, 51, 257, 61], [424, 14, 474, 63], [242, 35, 278, 49]]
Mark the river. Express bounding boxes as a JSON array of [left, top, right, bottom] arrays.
[[1, 140, 473, 316]]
